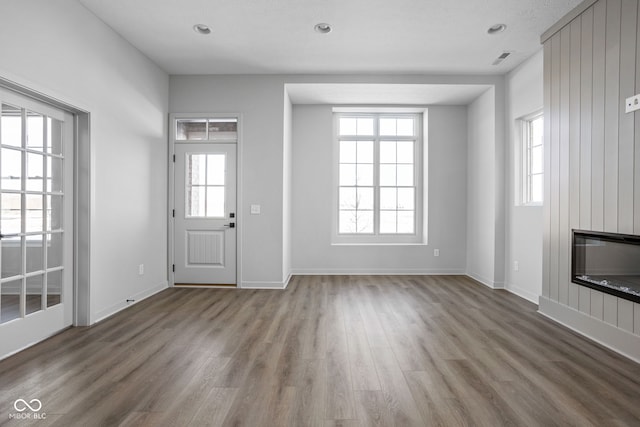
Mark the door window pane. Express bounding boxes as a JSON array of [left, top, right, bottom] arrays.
[[1, 236, 22, 279], [47, 270, 62, 307], [186, 153, 227, 218], [1, 148, 22, 191], [25, 274, 43, 315], [1, 192, 22, 236], [1, 279, 22, 323], [27, 152, 44, 192], [1, 104, 21, 147], [26, 112, 44, 151], [47, 195, 63, 231], [47, 117, 63, 156], [26, 234, 44, 274], [25, 194, 43, 233], [47, 233, 63, 269], [47, 156, 64, 193]]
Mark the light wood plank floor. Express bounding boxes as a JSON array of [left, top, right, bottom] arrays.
[[1, 275, 639, 426]]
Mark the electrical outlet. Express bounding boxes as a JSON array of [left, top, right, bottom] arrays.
[[138, 264, 144, 275], [514, 261, 519, 272], [625, 94, 640, 113], [434, 249, 440, 257], [250, 204, 261, 215]]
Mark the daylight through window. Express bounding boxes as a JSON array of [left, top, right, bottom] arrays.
[[335, 112, 424, 243]]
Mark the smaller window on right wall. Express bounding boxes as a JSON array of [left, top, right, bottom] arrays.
[[521, 112, 543, 205]]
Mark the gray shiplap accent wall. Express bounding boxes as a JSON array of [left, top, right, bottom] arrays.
[[542, 0, 640, 339]]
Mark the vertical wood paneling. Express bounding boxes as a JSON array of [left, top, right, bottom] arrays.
[[618, 0, 637, 235], [545, 0, 640, 338], [591, 290, 604, 320], [604, 0, 622, 232], [603, 294, 618, 325], [559, 26, 572, 305], [569, 18, 582, 311], [618, 299, 634, 332], [592, 0, 607, 232], [579, 286, 591, 314], [580, 8, 594, 230], [543, 41, 552, 299], [550, 34, 562, 302]]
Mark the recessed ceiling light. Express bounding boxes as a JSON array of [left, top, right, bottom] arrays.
[[314, 23, 332, 34], [487, 24, 507, 35], [193, 24, 211, 35]]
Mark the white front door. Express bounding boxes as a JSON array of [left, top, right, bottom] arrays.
[[174, 143, 237, 285], [0, 89, 74, 358]]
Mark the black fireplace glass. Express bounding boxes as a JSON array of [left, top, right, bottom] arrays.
[[572, 230, 640, 304]]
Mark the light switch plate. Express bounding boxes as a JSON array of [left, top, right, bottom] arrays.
[[250, 204, 261, 215], [625, 94, 640, 113]]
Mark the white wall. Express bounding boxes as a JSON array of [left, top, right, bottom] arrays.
[[291, 105, 467, 274], [0, 0, 169, 323], [505, 50, 544, 303], [467, 88, 500, 287]]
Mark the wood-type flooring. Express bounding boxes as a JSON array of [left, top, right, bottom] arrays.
[[1, 275, 639, 426]]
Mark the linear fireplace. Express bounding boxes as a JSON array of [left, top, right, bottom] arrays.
[[572, 230, 640, 304]]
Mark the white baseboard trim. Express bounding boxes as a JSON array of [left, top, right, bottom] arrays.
[[504, 283, 539, 304], [466, 272, 504, 289], [538, 296, 640, 364], [241, 280, 288, 289], [92, 281, 168, 324], [290, 268, 466, 275]]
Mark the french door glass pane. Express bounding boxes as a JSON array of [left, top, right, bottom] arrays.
[[1, 104, 21, 147], [47, 270, 62, 307], [26, 112, 45, 151], [48, 195, 64, 231], [26, 234, 44, 274], [47, 156, 63, 193], [47, 117, 63, 156], [25, 194, 43, 233], [26, 274, 43, 315], [1, 148, 22, 191], [189, 154, 207, 185], [1, 238, 21, 279], [27, 152, 44, 192], [47, 233, 63, 269], [0, 279, 21, 323], [1, 192, 21, 236]]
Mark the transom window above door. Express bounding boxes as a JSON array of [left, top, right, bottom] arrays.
[[176, 118, 237, 142]]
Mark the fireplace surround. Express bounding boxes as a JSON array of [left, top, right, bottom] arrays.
[[572, 230, 640, 304]]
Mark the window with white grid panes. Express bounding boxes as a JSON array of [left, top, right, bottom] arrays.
[[521, 112, 543, 205], [336, 113, 423, 243]]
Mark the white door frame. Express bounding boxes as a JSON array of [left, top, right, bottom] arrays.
[[168, 113, 242, 288]]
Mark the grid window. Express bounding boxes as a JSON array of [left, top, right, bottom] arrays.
[[336, 113, 423, 242], [522, 113, 543, 205]]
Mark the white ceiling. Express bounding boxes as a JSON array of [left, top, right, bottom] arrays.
[[79, 0, 582, 75]]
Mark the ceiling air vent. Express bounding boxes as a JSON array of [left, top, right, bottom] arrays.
[[492, 51, 512, 66]]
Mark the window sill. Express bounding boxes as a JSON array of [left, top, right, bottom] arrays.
[[331, 242, 428, 247]]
